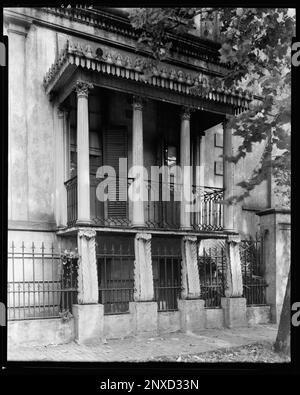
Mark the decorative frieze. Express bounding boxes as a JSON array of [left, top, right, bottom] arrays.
[[43, 40, 252, 112]]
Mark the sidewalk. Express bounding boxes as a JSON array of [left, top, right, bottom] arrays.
[[8, 324, 279, 362]]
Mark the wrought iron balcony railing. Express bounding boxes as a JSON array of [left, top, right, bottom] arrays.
[[65, 175, 224, 231]]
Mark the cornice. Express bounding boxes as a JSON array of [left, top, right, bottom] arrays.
[[41, 6, 227, 67], [4, 9, 33, 36]]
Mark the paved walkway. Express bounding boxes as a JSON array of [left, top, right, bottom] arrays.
[[8, 324, 278, 362]]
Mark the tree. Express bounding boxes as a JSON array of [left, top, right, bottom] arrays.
[[127, 7, 293, 205], [127, 7, 293, 355], [274, 269, 290, 356]]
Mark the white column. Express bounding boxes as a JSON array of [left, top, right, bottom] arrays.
[[76, 81, 93, 225], [131, 96, 145, 227], [180, 107, 192, 229], [62, 109, 70, 226], [223, 118, 235, 232], [55, 106, 66, 228]]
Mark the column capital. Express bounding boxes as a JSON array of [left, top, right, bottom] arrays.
[[78, 228, 96, 240], [227, 234, 241, 245], [183, 235, 197, 243], [136, 233, 152, 241], [57, 103, 70, 118], [222, 115, 235, 129], [180, 106, 193, 121], [132, 96, 144, 111], [75, 81, 94, 98], [57, 108, 64, 119]]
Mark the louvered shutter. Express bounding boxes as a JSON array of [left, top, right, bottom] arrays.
[[103, 128, 128, 218]]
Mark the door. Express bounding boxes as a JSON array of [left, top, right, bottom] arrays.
[[103, 127, 128, 222]]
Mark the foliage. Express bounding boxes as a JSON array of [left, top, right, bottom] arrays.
[[60, 249, 79, 289], [127, 8, 293, 205], [59, 309, 73, 322]]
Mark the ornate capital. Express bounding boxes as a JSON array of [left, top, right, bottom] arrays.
[[136, 233, 152, 241], [78, 228, 96, 240], [183, 235, 197, 243], [180, 106, 192, 121], [75, 81, 94, 98], [132, 96, 143, 111], [57, 108, 64, 119], [227, 234, 241, 245], [57, 103, 69, 118]]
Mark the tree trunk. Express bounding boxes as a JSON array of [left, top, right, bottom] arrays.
[[274, 268, 290, 355]]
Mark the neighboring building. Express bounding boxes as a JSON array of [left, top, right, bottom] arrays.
[[4, 7, 290, 345]]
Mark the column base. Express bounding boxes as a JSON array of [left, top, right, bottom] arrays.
[[178, 299, 206, 332], [221, 297, 247, 328], [57, 224, 67, 230], [129, 301, 158, 335], [76, 219, 92, 226], [180, 226, 192, 231], [131, 223, 146, 228], [73, 304, 104, 344]]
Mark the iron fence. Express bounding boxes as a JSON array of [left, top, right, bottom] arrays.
[[65, 176, 77, 227], [97, 236, 135, 314], [8, 242, 78, 321], [191, 186, 224, 231], [152, 239, 182, 311], [240, 236, 267, 306], [197, 245, 227, 308], [145, 179, 181, 229]]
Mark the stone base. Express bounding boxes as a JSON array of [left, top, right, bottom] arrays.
[[221, 297, 247, 328], [129, 301, 158, 335], [72, 304, 104, 344], [178, 299, 206, 332]]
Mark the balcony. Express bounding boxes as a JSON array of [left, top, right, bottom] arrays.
[[65, 174, 224, 232]]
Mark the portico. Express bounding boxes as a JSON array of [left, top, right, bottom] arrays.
[[44, 37, 250, 340]]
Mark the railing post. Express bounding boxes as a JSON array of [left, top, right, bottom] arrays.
[[75, 81, 93, 226]]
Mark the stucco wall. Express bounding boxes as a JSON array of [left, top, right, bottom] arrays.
[[8, 318, 75, 346], [7, 21, 57, 226], [8, 305, 271, 346]]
